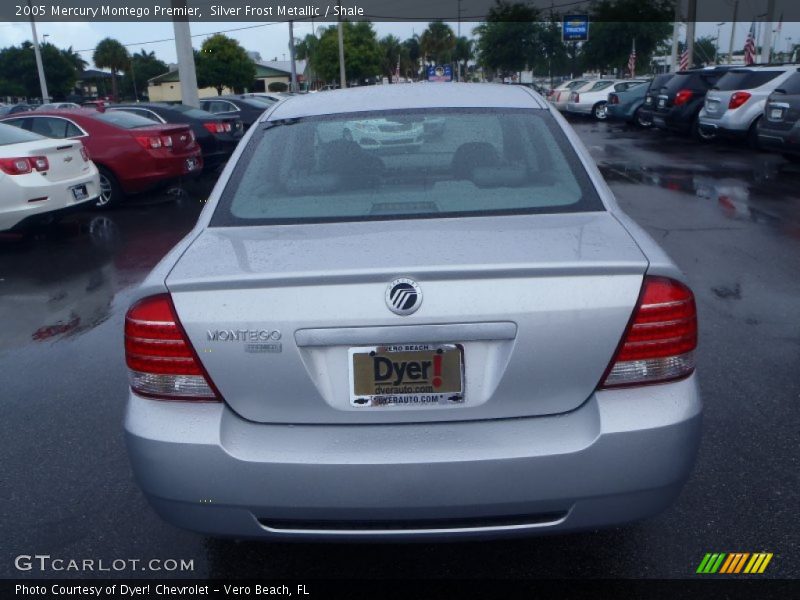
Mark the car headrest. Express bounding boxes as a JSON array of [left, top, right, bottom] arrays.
[[451, 142, 501, 179]]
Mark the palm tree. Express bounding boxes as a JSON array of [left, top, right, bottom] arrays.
[[401, 36, 421, 80], [419, 21, 456, 66], [61, 46, 88, 72], [453, 37, 474, 81], [93, 38, 129, 100], [379, 35, 402, 81]]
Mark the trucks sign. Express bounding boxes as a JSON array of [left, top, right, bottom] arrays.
[[562, 15, 589, 42]]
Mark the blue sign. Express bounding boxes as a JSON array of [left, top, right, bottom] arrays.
[[427, 65, 453, 82], [562, 15, 589, 42]]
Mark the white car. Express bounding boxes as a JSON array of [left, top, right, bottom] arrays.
[[0, 123, 100, 232], [567, 80, 648, 120], [549, 79, 590, 111], [342, 117, 425, 151]]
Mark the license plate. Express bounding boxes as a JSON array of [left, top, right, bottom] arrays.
[[70, 184, 88, 201], [349, 344, 464, 408], [770, 108, 784, 120], [658, 98, 666, 108], [185, 157, 199, 171]]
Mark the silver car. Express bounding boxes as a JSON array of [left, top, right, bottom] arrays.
[[124, 84, 701, 541], [699, 65, 799, 145]]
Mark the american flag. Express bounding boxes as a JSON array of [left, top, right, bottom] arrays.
[[744, 22, 756, 65], [628, 40, 636, 78], [679, 48, 689, 71]]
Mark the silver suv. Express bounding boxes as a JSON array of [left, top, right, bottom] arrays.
[[699, 65, 800, 146]]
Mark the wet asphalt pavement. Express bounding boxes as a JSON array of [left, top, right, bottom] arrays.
[[1, 118, 798, 580]]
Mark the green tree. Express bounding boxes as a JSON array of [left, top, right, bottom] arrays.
[[195, 34, 256, 94], [453, 36, 474, 80], [61, 46, 87, 72], [0, 42, 78, 99], [401, 36, 421, 79], [579, 0, 673, 75], [93, 37, 129, 100], [122, 50, 168, 100], [419, 21, 456, 65], [378, 35, 403, 80], [312, 22, 381, 85], [474, 2, 540, 77], [690, 36, 719, 66]]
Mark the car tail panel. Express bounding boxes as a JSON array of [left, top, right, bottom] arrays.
[[165, 213, 649, 424]]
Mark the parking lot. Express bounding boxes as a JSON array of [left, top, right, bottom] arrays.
[[1, 117, 798, 579]]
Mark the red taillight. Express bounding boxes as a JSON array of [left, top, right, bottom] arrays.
[[600, 276, 697, 388], [0, 156, 48, 175], [124, 294, 220, 401], [161, 135, 173, 147], [728, 91, 752, 110], [203, 122, 225, 134], [134, 135, 163, 150], [79, 146, 90, 161], [570, 92, 579, 102], [674, 89, 694, 106], [223, 122, 232, 132]]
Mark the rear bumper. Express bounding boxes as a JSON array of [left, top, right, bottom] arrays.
[[757, 127, 800, 152], [697, 119, 749, 139], [565, 102, 593, 115], [0, 169, 99, 232], [652, 111, 693, 134], [120, 152, 203, 194], [125, 375, 702, 541]]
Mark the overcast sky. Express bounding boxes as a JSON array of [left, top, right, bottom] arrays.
[[0, 20, 797, 67]]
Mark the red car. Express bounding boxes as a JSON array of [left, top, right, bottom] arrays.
[[0, 109, 202, 208]]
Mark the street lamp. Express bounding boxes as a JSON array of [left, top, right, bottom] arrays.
[[715, 23, 725, 64]]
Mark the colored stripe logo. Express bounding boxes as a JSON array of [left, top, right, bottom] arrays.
[[696, 553, 773, 574]]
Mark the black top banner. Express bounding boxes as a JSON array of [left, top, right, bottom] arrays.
[[4, 0, 800, 23]]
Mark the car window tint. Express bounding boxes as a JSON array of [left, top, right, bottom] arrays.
[[65, 121, 83, 137], [589, 82, 613, 91], [212, 108, 604, 226], [715, 70, 783, 90], [30, 117, 70, 138], [0, 122, 44, 145], [1, 118, 29, 130]]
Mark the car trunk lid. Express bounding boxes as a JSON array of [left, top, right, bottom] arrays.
[[19, 139, 92, 183], [166, 212, 649, 424]]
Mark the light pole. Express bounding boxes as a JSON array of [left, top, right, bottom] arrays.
[[715, 22, 724, 64], [28, 0, 49, 104]]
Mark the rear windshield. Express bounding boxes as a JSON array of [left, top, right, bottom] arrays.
[[587, 81, 614, 91], [664, 72, 719, 92], [92, 111, 157, 129], [649, 74, 673, 91], [211, 108, 603, 226], [776, 72, 800, 95], [0, 123, 44, 145], [241, 98, 274, 108], [715, 70, 783, 90], [165, 104, 216, 119], [566, 80, 588, 89]]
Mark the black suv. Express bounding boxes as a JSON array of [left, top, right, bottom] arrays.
[[757, 71, 800, 159], [652, 66, 735, 139], [638, 74, 674, 127]]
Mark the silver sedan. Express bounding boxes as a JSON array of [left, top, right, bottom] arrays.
[[124, 83, 701, 541]]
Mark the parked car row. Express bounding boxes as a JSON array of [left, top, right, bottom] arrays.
[[553, 64, 800, 160], [0, 95, 281, 222]]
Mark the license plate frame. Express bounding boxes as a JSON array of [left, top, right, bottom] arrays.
[[769, 108, 784, 121], [70, 184, 88, 201], [348, 343, 464, 408], [185, 157, 200, 172], [657, 98, 666, 108]]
